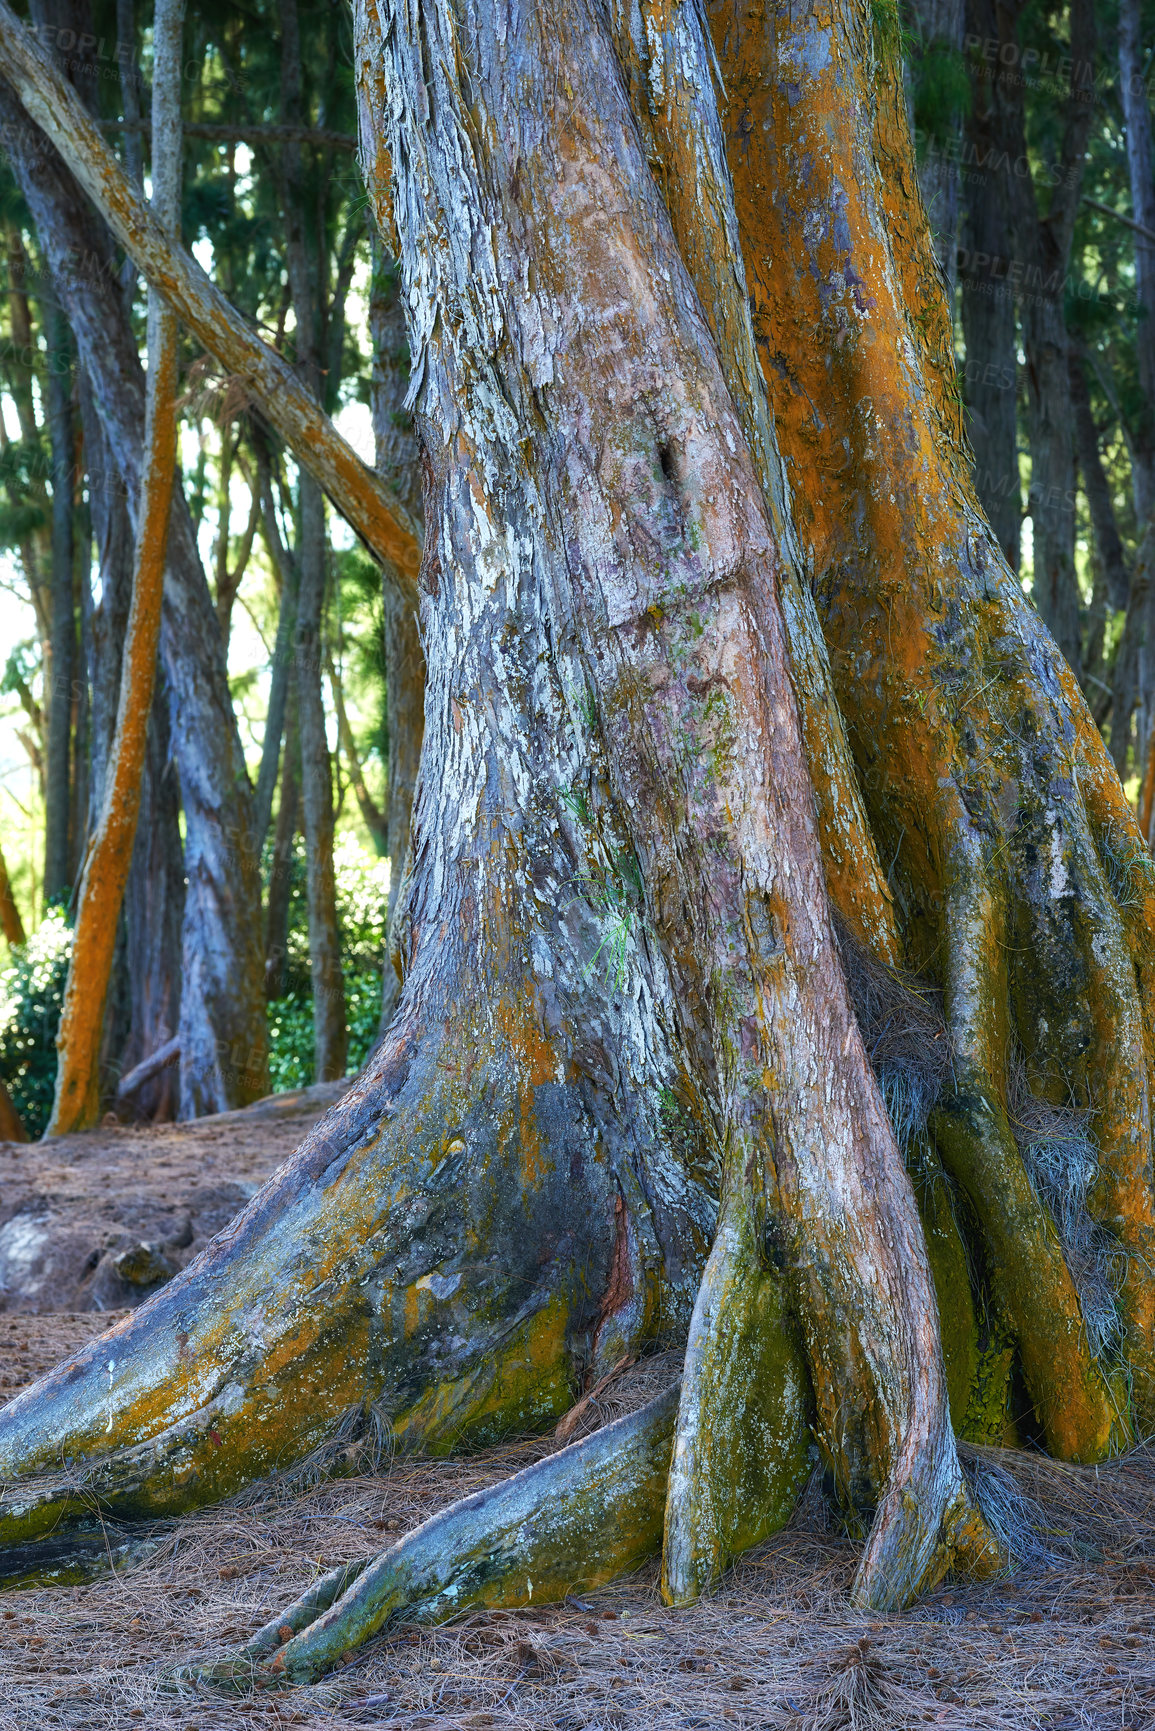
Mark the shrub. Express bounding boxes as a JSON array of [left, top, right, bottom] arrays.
[[0, 911, 72, 1137], [267, 969, 383, 1092]]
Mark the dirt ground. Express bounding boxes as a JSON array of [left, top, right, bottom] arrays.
[[3, 1100, 1155, 1731]]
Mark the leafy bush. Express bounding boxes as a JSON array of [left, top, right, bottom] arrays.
[[265, 836, 391, 1091], [268, 969, 383, 1092], [0, 911, 71, 1137]]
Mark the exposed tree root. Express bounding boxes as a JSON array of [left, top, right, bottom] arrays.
[[179, 1384, 679, 1687], [661, 1160, 811, 1605]]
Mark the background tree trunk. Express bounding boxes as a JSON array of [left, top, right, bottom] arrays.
[[42, 293, 74, 909], [959, 0, 1021, 571], [1119, 0, 1155, 522], [0, 78, 269, 1116], [369, 251, 424, 1025], [279, 0, 346, 1083], [999, 0, 1096, 678], [44, 0, 185, 1137]]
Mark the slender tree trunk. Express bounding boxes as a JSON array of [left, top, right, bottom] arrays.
[[999, 0, 1096, 676], [264, 692, 300, 1001], [0, 838, 25, 946], [294, 476, 346, 1079], [327, 647, 387, 856], [118, 670, 183, 1122], [1069, 342, 1134, 775], [252, 452, 299, 849], [43, 293, 74, 908], [1119, 0, 1155, 522], [369, 252, 424, 1023], [44, 0, 185, 1137], [959, 0, 1020, 571], [0, 78, 269, 1117], [908, 0, 966, 299], [279, 0, 346, 1082]]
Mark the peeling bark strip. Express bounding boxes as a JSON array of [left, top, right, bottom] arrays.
[[0, 0, 421, 591], [45, 0, 185, 1138]]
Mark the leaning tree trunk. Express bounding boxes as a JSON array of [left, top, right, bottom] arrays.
[[0, 0, 996, 1635], [0, 78, 269, 1116], [709, 0, 1155, 1445]]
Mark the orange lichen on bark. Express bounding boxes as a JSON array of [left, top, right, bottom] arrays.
[[45, 303, 180, 1137], [708, 0, 1155, 1444]]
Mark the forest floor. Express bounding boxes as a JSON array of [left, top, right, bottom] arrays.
[[2, 1101, 1155, 1730]]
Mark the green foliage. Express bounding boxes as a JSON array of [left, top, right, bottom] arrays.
[[911, 41, 971, 151], [268, 971, 384, 1092], [265, 836, 392, 1089], [0, 911, 71, 1138]]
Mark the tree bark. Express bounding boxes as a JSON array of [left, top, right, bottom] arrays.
[[1119, 0, 1155, 522], [0, 0, 422, 591], [278, 0, 346, 1083], [0, 0, 998, 1635], [44, 0, 184, 1137], [251, 453, 299, 850], [264, 691, 300, 1001], [43, 293, 74, 909], [711, 0, 1155, 1445], [0, 78, 269, 1118], [959, 0, 1020, 572], [369, 251, 424, 1022], [0, 837, 25, 946]]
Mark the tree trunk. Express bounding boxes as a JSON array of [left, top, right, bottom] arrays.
[[44, 0, 185, 1136], [908, 0, 966, 299], [997, 0, 1095, 678], [710, 0, 1155, 1448], [369, 251, 424, 1023], [0, 0, 1000, 1634], [1119, 0, 1155, 522], [294, 474, 346, 1081], [0, 77, 269, 1117], [959, 0, 1020, 571], [279, 0, 346, 1083], [0, 837, 25, 946], [118, 668, 184, 1123], [264, 691, 300, 1001], [327, 646, 388, 857], [43, 293, 74, 909], [252, 443, 299, 849], [1069, 342, 1133, 776]]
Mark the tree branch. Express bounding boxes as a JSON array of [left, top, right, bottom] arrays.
[[0, 0, 421, 594], [103, 118, 358, 151]]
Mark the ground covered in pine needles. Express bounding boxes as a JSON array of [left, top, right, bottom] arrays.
[[3, 1109, 1155, 1729]]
